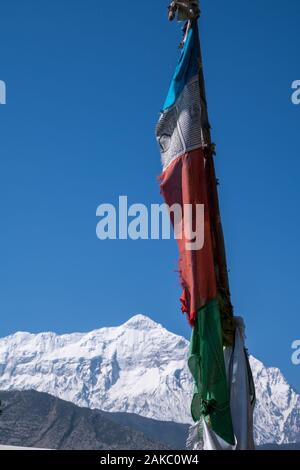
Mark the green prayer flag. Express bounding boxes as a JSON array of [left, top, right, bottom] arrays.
[[188, 299, 235, 445]]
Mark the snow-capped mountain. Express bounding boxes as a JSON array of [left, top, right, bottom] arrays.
[[0, 315, 299, 445]]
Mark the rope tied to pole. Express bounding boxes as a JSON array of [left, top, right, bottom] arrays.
[[167, 1, 200, 22]]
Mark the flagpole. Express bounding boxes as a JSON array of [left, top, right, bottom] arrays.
[[168, 2, 234, 344], [196, 21, 235, 344], [161, 2, 256, 449]]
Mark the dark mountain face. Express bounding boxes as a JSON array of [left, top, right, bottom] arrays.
[[0, 390, 176, 450], [1, 389, 300, 451], [103, 411, 189, 450]]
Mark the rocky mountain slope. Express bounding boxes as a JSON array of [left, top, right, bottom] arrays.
[[0, 389, 178, 450]]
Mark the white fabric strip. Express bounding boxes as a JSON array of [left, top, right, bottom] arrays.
[[203, 317, 255, 450], [156, 75, 204, 171]]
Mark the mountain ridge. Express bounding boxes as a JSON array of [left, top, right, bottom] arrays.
[[0, 314, 299, 445]]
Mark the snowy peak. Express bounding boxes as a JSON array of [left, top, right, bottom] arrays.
[[123, 314, 162, 330], [0, 316, 299, 446]]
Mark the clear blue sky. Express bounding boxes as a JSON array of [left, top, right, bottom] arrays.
[[0, 0, 300, 390]]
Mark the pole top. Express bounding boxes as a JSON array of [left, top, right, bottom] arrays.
[[167, 1, 200, 22]]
